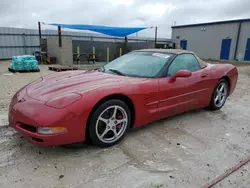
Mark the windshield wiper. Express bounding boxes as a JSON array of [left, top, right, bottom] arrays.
[[98, 66, 105, 72], [108, 69, 126, 76]]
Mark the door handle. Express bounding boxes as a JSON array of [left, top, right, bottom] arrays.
[[201, 73, 208, 78]]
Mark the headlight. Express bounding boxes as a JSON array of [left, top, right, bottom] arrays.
[[45, 93, 81, 109], [38, 127, 67, 134]]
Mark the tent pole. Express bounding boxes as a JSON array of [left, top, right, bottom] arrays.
[[38, 22, 42, 51], [38, 21, 42, 62], [58, 26, 62, 47], [38, 21, 41, 44], [154, 26, 158, 48], [124, 36, 128, 54]]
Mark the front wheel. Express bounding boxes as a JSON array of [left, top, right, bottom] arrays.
[[88, 99, 131, 147], [209, 79, 229, 110]]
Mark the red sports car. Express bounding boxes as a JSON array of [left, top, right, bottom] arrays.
[[9, 49, 238, 147]]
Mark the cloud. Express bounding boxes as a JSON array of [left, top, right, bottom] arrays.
[[0, 0, 249, 38]]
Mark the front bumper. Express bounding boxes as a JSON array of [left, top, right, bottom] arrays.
[[8, 89, 87, 146]]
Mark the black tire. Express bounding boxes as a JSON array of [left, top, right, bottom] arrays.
[[209, 79, 229, 110], [88, 99, 131, 147]]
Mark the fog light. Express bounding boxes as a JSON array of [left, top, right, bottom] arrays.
[[38, 127, 67, 135]]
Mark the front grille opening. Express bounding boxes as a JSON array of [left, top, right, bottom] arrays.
[[19, 123, 37, 133], [32, 137, 43, 142]]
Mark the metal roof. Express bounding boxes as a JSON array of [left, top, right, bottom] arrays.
[[171, 18, 250, 29]]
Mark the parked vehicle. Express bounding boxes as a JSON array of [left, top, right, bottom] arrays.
[[9, 49, 238, 147]]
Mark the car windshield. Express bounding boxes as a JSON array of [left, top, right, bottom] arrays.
[[101, 51, 173, 78]]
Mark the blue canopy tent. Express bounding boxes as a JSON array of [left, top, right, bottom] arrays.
[[38, 22, 157, 46], [37, 22, 157, 63], [48, 23, 149, 37]]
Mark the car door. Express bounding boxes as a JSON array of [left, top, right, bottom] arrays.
[[157, 53, 211, 118]]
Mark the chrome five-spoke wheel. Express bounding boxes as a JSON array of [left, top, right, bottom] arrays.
[[96, 105, 128, 143], [214, 82, 227, 108], [88, 99, 131, 147], [209, 79, 228, 110]]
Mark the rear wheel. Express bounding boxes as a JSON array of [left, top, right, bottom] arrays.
[[88, 99, 131, 147], [209, 79, 228, 110]]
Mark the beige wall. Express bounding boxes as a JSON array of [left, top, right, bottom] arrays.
[[47, 37, 73, 65]]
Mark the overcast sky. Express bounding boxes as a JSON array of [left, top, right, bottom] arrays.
[[0, 0, 250, 38]]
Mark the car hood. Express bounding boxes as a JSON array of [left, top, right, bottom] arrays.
[[26, 70, 146, 102]]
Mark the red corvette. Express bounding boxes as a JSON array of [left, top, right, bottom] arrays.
[[9, 49, 238, 147]]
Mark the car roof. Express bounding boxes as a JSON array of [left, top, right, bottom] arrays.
[[134, 49, 193, 55], [134, 48, 207, 69]]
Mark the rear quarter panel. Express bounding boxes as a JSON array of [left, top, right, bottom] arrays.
[[209, 63, 238, 96]]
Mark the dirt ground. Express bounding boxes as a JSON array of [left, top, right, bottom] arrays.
[[0, 60, 250, 188]]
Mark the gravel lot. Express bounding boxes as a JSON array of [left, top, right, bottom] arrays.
[[0, 60, 250, 188]]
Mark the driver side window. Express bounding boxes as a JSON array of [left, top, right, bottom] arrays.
[[167, 54, 200, 76]]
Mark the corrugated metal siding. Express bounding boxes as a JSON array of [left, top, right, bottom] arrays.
[[0, 27, 170, 59], [172, 23, 239, 60], [72, 40, 154, 62], [0, 27, 40, 59], [237, 22, 250, 60]]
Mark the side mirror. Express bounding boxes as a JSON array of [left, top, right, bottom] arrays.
[[169, 70, 192, 83]]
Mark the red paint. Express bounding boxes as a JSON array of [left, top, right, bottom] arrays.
[[168, 70, 192, 83], [8, 63, 238, 146]]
